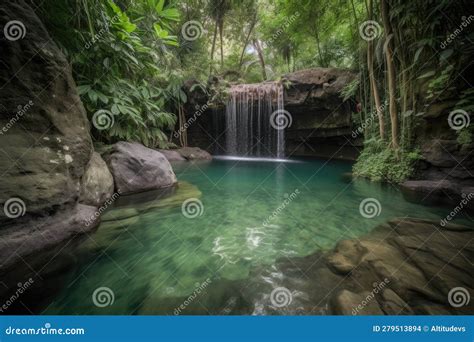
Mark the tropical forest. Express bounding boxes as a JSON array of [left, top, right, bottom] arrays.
[[0, 0, 473, 316]]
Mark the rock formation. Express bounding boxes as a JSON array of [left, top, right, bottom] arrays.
[[104, 142, 177, 195], [0, 1, 100, 274]]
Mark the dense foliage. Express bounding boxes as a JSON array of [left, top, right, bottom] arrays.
[[36, 0, 472, 182]]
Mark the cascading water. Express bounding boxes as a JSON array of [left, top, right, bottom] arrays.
[[224, 82, 286, 158]]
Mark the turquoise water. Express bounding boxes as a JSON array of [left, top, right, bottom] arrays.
[[43, 158, 464, 314]]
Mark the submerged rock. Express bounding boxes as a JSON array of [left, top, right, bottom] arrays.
[[104, 141, 177, 195], [135, 217, 473, 316], [0, 204, 100, 272], [80, 152, 114, 206]]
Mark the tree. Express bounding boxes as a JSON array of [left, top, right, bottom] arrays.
[[380, 0, 399, 149]]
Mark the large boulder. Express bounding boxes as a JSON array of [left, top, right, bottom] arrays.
[[0, 0, 93, 220], [104, 142, 177, 194], [79, 152, 114, 206], [0, 1, 100, 277]]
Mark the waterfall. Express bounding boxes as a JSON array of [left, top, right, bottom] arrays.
[[224, 82, 285, 158]]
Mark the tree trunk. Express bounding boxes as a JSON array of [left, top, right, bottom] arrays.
[[239, 14, 257, 69], [314, 27, 326, 67], [253, 39, 267, 80], [210, 21, 218, 73], [381, 0, 399, 150], [219, 22, 224, 68], [366, 0, 385, 140]]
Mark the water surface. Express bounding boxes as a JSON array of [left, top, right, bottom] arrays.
[[43, 158, 465, 314]]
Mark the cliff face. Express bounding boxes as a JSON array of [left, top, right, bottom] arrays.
[[282, 68, 359, 160], [414, 101, 473, 183], [0, 1, 100, 274]]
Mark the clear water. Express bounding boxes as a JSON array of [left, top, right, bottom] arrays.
[[43, 158, 467, 314]]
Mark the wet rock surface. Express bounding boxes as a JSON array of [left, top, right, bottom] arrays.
[[0, 204, 100, 273]]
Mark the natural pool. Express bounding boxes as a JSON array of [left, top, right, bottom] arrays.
[[43, 157, 465, 314]]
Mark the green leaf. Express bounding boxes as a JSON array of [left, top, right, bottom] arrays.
[[161, 8, 180, 21], [88, 89, 98, 103], [111, 104, 120, 115], [155, 0, 165, 12], [413, 46, 423, 63], [77, 85, 91, 95], [418, 70, 436, 79], [439, 49, 453, 62]]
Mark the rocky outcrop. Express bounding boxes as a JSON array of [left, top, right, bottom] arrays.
[[0, 0, 93, 220], [282, 68, 359, 160], [402, 99, 474, 208], [399, 180, 461, 207], [0, 1, 100, 272], [104, 142, 177, 195], [158, 147, 212, 162], [0, 204, 100, 272], [79, 152, 114, 206]]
